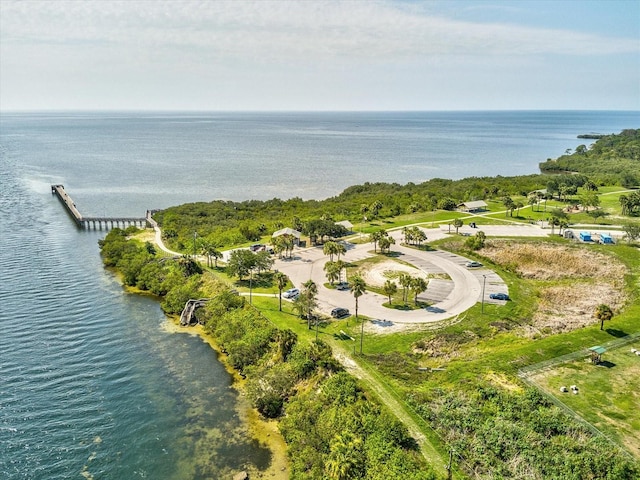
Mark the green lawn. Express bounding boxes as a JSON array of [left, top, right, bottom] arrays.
[[528, 343, 640, 457]]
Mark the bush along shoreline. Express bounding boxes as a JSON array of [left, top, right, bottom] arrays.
[[98, 229, 437, 479]]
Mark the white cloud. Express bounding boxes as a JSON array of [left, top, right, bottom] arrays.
[[2, 0, 637, 62], [1, 0, 638, 110]]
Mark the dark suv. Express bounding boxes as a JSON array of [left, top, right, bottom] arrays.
[[331, 307, 350, 318]]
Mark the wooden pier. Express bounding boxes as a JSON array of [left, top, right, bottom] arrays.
[[51, 184, 147, 230]]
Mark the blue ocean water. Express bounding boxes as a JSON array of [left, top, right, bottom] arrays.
[[0, 110, 637, 479]]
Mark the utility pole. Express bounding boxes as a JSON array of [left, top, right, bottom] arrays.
[[481, 274, 487, 314]]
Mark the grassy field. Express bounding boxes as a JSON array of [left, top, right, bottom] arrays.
[[527, 342, 640, 457]]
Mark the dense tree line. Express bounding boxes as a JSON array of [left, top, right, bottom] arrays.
[[154, 174, 547, 251], [539, 129, 640, 186]]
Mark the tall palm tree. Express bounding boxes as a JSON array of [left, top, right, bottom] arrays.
[[323, 241, 339, 261], [274, 272, 288, 311], [398, 272, 412, 304], [410, 277, 428, 305], [349, 275, 366, 354], [368, 229, 385, 253], [324, 261, 340, 285], [370, 200, 383, 219], [302, 279, 318, 330], [382, 280, 397, 305]]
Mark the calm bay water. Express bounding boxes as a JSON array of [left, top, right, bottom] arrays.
[[0, 111, 638, 479]]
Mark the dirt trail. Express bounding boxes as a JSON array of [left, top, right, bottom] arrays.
[[331, 343, 449, 476]]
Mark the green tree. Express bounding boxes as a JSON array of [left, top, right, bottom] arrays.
[[378, 234, 395, 254], [453, 218, 463, 234], [623, 223, 640, 243], [398, 272, 412, 304], [409, 277, 428, 305], [302, 279, 318, 330], [382, 280, 397, 305], [370, 200, 383, 219], [369, 229, 385, 253], [274, 272, 289, 311], [349, 275, 366, 353], [324, 261, 341, 286], [226, 249, 256, 280], [502, 196, 516, 217], [594, 304, 614, 330], [323, 241, 339, 261], [324, 431, 365, 480]]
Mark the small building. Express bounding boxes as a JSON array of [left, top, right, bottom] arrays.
[[599, 233, 614, 244], [458, 200, 488, 213], [272, 227, 302, 245], [579, 231, 592, 242], [335, 220, 353, 232]]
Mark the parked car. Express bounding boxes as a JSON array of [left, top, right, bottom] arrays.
[[336, 282, 350, 291], [249, 243, 264, 252], [283, 288, 300, 299], [489, 292, 510, 300], [331, 307, 350, 318], [465, 261, 483, 268]]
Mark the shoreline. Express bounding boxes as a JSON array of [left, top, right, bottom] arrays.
[[161, 318, 289, 479]]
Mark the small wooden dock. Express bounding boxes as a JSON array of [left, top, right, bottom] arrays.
[[51, 184, 147, 230]]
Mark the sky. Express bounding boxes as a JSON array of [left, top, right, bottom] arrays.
[[1, 0, 639, 111]]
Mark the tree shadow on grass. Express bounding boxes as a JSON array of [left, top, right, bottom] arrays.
[[605, 328, 628, 338]]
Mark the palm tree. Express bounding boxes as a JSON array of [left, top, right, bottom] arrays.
[[349, 275, 366, 353], [324, 431, 364, 480], [272, 235, 286, 258], [409, 277, 428, 305], [335, 242, 346, 261], [274, 272, 288, 311], [412, 226, 427, 246], [302, 279, 318, 330], [382, 280, 397, 305], [324, 261, 341, 285], [368, 229, 385, 253], [502, 196, 515, 217], [594, 304, 614, 330], [515, 201, 524, 217], [398, 272, 412, 304], [323, 241, 339, 261], [370, 200, 383, 219], [378, 235, 395, 254]]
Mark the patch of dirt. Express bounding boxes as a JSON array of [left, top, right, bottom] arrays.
[[519, 282, 626, 338], [360, 259, 429, 288], [413, 331, 478, 359], [480, 241, 628, 337], [480, 241, 627, 280]]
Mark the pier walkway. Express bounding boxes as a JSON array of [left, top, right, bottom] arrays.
[[51, 184, 148, 230]]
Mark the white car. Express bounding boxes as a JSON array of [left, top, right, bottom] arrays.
[[283, 288, 300, 299]]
